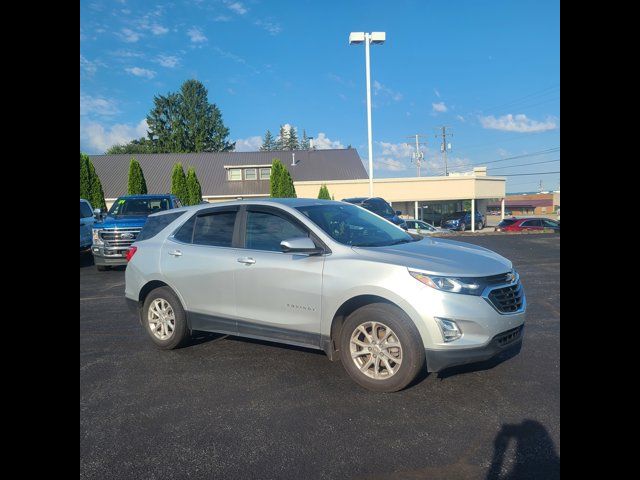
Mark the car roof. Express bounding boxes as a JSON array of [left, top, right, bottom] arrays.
[[118, 194, 175, 199]]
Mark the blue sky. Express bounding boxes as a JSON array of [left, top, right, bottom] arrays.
[[80, 0, 560, 193]]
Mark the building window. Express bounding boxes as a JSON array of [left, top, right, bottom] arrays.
[[259, 168, 271, 180], [228, 168, 242, 181], [244, 168, 257, 180]]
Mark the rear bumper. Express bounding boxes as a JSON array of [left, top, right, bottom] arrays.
[[425, 325, 523, 372], [125, 297, 141, 323]]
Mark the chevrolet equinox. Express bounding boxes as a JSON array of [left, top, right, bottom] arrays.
[[125, 199, 525, 392]]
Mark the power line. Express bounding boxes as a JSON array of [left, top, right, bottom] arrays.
[[447, 147, 560, 173], [454, 129, 559, 155], [487, 158, 560, 171], [500, 171, 560, 176], [478, 84, 560, 114]]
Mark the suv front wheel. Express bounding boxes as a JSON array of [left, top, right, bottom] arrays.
[[339, 303, 425, 392]]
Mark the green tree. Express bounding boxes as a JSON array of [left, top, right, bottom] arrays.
[[80, 152, 91, 200], [270, 159, 284, 197], [127, 158, 148, 195], [317, 184, 331, 200], [106, 138, 155, 154], [171, 163, 189, 204], [260, 130, 276, 151], [300, 129, 310, 150], [276, 125, 288, 150], [80, 152, 106, 211], [286, 126, 299, 150], [186, 167, 203, 205], [280, 163, 297, 198], [146, 92, 183, 153]]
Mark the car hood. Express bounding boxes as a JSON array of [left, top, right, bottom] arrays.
[[352, 237, 512, 277], [94, 214, 149, 229]]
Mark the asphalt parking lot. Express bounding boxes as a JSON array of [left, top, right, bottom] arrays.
[[80, 234, 560, 480]]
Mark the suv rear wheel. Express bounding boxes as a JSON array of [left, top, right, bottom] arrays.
[[339, 303, 425, 392], [142, 287, 190, 349]]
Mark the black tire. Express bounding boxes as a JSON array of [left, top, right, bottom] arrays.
[[142, 286, 190, 350], [96, 265, 109, 271], [339, 303, 425, 392], [459, 223, 466, 232], [477, 221, 484, 230]]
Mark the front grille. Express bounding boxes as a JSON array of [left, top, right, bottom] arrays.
[[494, 325, 523, 347], [483, 272, 514, 286], [487, 283, 524, 313], [99, 228, 141, 249]]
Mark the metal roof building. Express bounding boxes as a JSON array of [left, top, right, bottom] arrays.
[[90, 149, 367, 202]]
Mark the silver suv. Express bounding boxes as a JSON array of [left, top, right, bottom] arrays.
[[125, 199, 525, 392]]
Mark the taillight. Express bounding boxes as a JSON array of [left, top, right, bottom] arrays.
[[126, 246, 138, 262]]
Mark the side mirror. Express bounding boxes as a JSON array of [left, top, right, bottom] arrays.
[[280, 237, 323, 255], [93, 208, 102, 220], [395, 210, 402, 216]]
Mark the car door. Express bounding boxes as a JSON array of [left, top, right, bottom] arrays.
[[160, 206, 241, 335], [233, 205, 325, 348], [520, 219, 543, 231], [80, 200, 94, 247]]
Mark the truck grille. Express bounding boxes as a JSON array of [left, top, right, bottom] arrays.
[[99, 228, 141, 249], [487, 283, 524, 313]]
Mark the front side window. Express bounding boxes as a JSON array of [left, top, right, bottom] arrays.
[[228, 169, 242, 181], [193, 211, 237, 247], [80, 201, 93, 218], [295, 203, 414, 247], [259, 168, 271, 180], [244, 168, 257, 180], [245, 211, 308, 252]]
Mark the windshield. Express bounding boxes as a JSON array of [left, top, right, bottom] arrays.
[[295, 203, 414, 247], [108, 197, 170, 216], [363, 199, 395, 217], [443, 211, 468, 220], [497, 219, 517, 227]]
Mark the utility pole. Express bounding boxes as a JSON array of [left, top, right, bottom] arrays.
[[436, 126, 452, 176], [405, 134, 427, 177], [538, 180, 543, 193]]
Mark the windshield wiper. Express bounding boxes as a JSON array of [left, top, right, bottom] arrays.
[[387, 239, 412, 246]]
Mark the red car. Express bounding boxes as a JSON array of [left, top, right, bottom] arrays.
[[495, 217, 560, 232]]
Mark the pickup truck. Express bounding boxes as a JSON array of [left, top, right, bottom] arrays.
[[92, 194, 182, 271], [80, 198, 95, 251]]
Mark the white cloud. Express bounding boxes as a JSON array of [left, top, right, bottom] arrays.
[[373, 80, 402, 102], [456, 114, 465, 122], [375, 158, 406, 171], [434, 88, 441, 98], [233, 135, 262, 152], [254, 19, 282, 35], [81, 119, 148, 153], [479, 114, 557, 133], [125, 66, 156, 79], [149, 24, 169, 35], [225, 1, 247, 15], [80, 55, 98, 75], [117, 28, 141, 43], [313, 132, 344, 150], [377, 141, 416, 159], [187, 26, 207, 43], [214, 15, 231, 22], [80, 94, 119, 116], [155, 55, 179, 68], [432, 101, 448, 113]]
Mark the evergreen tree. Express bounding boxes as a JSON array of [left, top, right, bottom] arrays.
[[171, 163, 189, 204], [281, 163, 297, 198], [80, 152, 91, 200], [300, 130, 310, 150], [186, 167, 203, 205], [286, 126, 299, 150], [318, 184, 331, 200], [276, 125, 288, 150], [270, 159, 284, 197], [106, 138, 155, 154], [260, 130, 276, 151], [127, 158, 148, 195], [146, 93, 183, 153]]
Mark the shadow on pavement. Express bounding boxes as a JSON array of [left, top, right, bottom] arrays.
[[486, 419, 560, 479], [80, 251, 94, 268]]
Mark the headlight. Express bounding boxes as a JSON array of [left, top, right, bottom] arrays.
[[92, 229, 104, 245], [408, 270, 482, 295]]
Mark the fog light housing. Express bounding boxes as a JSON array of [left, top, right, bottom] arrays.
[[435, 317, 462, 342]]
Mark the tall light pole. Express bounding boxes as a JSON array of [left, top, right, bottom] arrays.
[[349, 31, 386, 196]]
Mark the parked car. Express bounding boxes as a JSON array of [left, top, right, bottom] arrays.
[[80, 198, 95, 252], [440, 211, 486, 231], [92, 194, 182, 271], [497, 217, 560, 233], [404, 219, 452, 235], [342, 197, 407, 229], [494, 218, 518, 232], [125, 199, 525, 392]]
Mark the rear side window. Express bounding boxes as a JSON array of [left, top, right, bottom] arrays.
[[193, 211, 237, 247], [245, 211, 308, 252], [174, 214, 196, 243], [80, 201, 93, 218], [137, 212, 184, 241], [497, 219, 517, 227]]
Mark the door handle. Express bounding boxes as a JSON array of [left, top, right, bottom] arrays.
[[237, 257, 256, 265], [168, 250, 182, 257]]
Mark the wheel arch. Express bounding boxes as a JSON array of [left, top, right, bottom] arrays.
[[137, 280, 191, 331]]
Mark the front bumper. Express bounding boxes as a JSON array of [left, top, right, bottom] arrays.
[[425, 325, 524, 372], [91, 245, 128, 266]]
